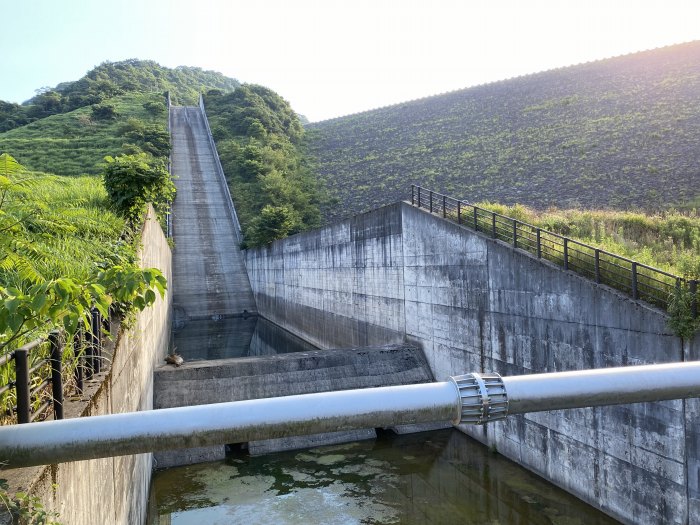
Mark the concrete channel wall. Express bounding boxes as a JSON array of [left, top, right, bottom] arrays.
[[3, 207, 172, 525], [245, 201, 700, 525]]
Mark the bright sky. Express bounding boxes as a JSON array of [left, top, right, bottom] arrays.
[[1, 0, 699, 122]]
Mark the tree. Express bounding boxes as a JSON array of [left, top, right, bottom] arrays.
[[91, 103, 117, 121], [102, 153, 175, 221], [245, 205, 299, 247]]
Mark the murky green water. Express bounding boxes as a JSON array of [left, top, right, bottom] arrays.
[[148, 429, 618, 524], [172, 316, 317, 361]]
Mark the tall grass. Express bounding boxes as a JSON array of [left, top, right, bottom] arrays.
[[475, 202, 700, 278]]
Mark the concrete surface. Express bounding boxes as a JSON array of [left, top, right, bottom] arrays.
[[153, 344, 435, 466], [170, 106, 255, 321], [2, 207, 172, 525], [245, 200, 700, 525]]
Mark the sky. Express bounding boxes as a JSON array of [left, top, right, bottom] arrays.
[[2, 0, 700, 122]]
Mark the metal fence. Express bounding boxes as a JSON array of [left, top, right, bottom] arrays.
[[0, 308, 106, 424], [410, 185, 698, 315]]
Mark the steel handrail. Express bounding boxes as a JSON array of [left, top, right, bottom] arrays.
[[410, 185, 696, 314]]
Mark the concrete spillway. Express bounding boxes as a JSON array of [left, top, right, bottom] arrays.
[[169, 106, 256, 320]]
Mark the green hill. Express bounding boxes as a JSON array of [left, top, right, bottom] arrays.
[[308, 41, 700, 223], [0, 92, 168, 176], [0, 59, 239, 132], [0, 59, 240, 176]]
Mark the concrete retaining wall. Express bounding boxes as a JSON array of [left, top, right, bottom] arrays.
[[3, 207, 172, 525], [245, 201, 700, 525]]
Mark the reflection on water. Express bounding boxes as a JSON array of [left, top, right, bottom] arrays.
[[172, 316, 318, 361], [148, 429, 618, 525]]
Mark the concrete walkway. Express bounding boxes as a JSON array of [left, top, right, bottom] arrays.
[[170, 106, 256, 320]]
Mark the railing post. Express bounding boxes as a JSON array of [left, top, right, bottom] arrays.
[[442, 195, 447, 218], [90, 308, 101, 375], [473, 208, 478, 231], [691, 280, 698, 319], [631, 262, 639, 299], [411, 185, 415, 206], [417, 187, 421, 208], [49, 331, 64, 420], [563, 238, 569, 271], [536, 229, 542, 258], [492, 213, 496, 239], [457, 201, 462, 224], [513, 221, 518, 248], [14, 349, 30, 424], [429, 191, 433, 213], [74, 330, 84, 394], [594, 249, 601, 283]]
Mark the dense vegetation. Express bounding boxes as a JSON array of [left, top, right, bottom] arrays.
[[0, 91, 169, 176], [308, 41, 700, 223], [476, 201, 700, 279], [203, 85, 322, 246], [0, 59, 239, 132]]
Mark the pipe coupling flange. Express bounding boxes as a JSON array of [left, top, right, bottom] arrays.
[[450, 372, 508, 425]]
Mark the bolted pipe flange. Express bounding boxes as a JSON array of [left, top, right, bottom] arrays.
[[450, 372, 508, 425]]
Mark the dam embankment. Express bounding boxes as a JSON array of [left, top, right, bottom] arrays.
[[245, 200, 700, 525]]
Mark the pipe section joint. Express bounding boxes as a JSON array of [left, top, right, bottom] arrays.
[[450, 372, 508, 425]]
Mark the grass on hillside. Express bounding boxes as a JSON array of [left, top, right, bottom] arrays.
[[0, 92, 167, 176], [474, 201, 700, 279], [308, 41, 700, 224]]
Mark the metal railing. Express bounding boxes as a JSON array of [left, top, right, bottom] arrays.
[[410, 185, 698, 315], [0, 309, 105, 424]]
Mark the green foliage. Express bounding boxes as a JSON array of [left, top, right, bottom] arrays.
[[308, 41, 700, 222], [246, 205, 300, 247], [474, 201, 700, 279], [204, 85, 322, 247], [90, 103, 117, 121], [0, 155, 126, 285], [0, 92, 169, 177], [0, 156, 166, 354], [0, 59, 239, 132], [0, 478, 60, 525], [103, 153, 176, 222], [667, 285, 700, 340]]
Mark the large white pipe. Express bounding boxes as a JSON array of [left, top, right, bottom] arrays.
[[1, 361, 700, 469], [502, 360, 700, 414], [0, 382, 459, 469]]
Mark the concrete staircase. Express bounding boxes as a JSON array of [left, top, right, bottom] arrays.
[[169, 106, 256, 321]]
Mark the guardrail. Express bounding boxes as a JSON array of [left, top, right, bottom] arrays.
[[410, 185, 698, 315], [0, 309, 105, 424]]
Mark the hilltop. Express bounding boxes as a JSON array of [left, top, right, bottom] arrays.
[[0, 59, 239, 132], [307, 41, 700, 223], [0, 59, 239, 175]]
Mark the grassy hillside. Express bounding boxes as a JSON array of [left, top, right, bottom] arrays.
[[0, 92, 168, 176], [0, 59, 239, 132], [308, 41, 700, 223], [474, 201, 699, 279]]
